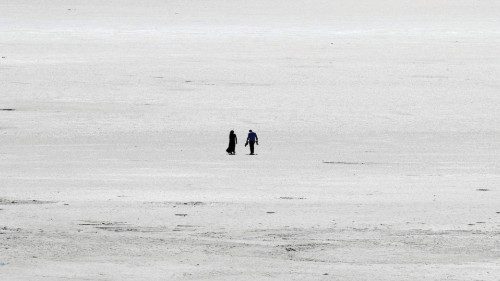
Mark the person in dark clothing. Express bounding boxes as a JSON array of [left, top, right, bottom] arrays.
[[226, 130, 237, 155], [245, 130, 258, 155]]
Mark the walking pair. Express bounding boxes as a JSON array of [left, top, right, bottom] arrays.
[[226, 130, 258, 155]]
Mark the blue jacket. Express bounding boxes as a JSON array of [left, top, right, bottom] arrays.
[[247, 132, 258, 142]]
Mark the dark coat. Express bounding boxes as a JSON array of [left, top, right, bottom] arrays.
[[226, 133, 237, 153]]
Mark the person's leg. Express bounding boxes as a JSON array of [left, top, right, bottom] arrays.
[[250, 141, 255, 154]]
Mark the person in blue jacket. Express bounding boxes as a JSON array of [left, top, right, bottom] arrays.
[[245, 130, 258, 155]]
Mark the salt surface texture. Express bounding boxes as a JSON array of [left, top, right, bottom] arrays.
[[0, 0, 499, 280]]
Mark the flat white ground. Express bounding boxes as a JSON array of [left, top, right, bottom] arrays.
[[0, 0, 499, 280]]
